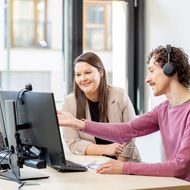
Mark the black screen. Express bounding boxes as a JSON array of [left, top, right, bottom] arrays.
[[0, 91, 66, 167]]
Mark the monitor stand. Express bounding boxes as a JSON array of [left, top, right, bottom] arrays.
[[0, 169, 49, 181], [0, 151, 49, 181]]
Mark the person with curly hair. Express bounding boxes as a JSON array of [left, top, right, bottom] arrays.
[[58, 45, 190, 181]]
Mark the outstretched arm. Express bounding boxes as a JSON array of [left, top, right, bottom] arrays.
[[58, 110, 159, 144]]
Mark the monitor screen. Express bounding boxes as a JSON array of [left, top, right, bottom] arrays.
[[0, 91, 66, 167]]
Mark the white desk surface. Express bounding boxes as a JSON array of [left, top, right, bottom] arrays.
[[0, 150, 190, 190]]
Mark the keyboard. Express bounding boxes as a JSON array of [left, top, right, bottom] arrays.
[[52, 160, 87, 172]]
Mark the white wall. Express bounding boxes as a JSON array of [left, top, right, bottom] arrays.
[[145, 0, 190, 109], [112, 2, 127, 90], [48, 0, 62, 49], [0, 1, 4, 50], [0, 1, 5, 70], [136, 0, 190, 163]]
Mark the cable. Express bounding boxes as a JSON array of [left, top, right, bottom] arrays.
[[0, 133, 5, 149], [0, 143, 6, 151], [0, 151, 26, 189], [0, 150, 10, 165], [8, 152, 24, 186], [0, 150, 10, 172]]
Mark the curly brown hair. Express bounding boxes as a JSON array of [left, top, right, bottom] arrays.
[[147, 45, 190, 88]]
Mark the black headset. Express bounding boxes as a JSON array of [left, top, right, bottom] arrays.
[[163, 44, 177, 77]]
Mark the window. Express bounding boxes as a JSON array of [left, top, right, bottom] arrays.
[[83, 0, 127, 89], [3, 0, 63, 106], [10, 0, 48, 48], [83, 1, 112, 51]]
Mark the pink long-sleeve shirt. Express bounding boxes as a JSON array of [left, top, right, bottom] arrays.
[[83, 100, 190, 181]]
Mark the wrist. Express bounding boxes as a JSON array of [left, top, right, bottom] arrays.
[[102, 145, 109, 155], [77, 119, 85, 130]]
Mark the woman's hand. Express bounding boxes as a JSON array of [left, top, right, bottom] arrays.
[[57, 111, 85, 130], [96, 160, 124, 174], [104, 143, 124, 156]]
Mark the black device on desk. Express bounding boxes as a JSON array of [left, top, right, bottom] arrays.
[[0, 87, 87, 182]]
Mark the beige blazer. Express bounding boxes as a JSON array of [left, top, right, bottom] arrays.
[[61, 86, 141, 161]]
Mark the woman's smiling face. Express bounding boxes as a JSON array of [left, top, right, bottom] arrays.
[[74, 61, 102, 100]]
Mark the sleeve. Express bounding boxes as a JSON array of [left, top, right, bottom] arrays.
[[83, 108, 160, 144], [60, 95, 93, 155], [123, 115, 190, 180]]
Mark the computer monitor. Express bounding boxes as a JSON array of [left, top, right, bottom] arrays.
[[0, 102, 7, 149], [0, 90, 87, 178], [0, 99, 48, 182]]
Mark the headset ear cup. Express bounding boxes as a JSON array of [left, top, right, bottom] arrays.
[[163, 62, 177, 77]]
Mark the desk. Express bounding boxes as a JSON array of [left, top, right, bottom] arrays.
[[0, 152, 190, 190]]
